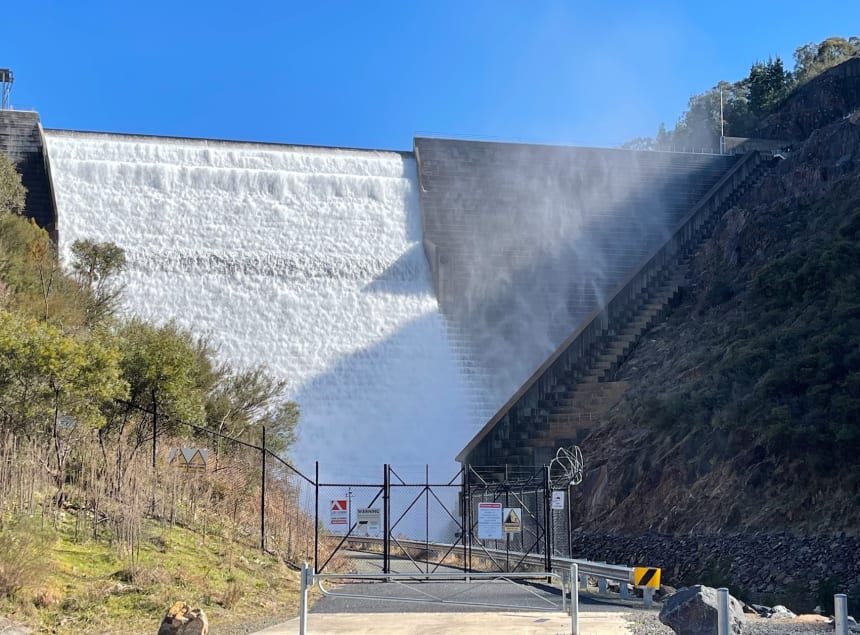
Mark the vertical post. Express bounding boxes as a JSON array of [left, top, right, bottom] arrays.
[[425, 464, 430, 575], [544, 465, 552, 574], [570, 562, 579, 635], [567, 483, 573, 558], [151, 395, 157, 514], [460, 463, 472, 573], [260, 426, 266, 552], [299, 562, 311, 635], [717, 587, 729, 635], [313, 462, 319, 569], [643, 586, 655, 606], [383, 464, 390, 574], [835, 593, 848, 635]]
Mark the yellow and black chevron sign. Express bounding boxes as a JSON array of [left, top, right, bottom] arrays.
[[633, 567, 661, 588]]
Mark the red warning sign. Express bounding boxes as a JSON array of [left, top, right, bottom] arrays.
[[330, 499, 348, 525]]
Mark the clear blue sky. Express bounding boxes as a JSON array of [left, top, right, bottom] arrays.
[[3, 1, 857, 150]]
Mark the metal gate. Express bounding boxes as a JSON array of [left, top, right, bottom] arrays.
[[312, 447, 582, 574]]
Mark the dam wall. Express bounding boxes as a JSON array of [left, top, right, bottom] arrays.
[[415, 138, 737, 412], [44, 130, 475, 482], [0, 110, 57, 236]]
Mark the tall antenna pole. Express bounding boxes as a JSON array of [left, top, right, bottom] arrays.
[[719, 85, 725, 154]]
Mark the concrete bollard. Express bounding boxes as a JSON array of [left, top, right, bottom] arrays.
[[835, 593, 848, 635], [570, 563, 579, 635], [717, 587, 729, 635]]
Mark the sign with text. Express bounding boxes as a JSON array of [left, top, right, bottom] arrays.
[[477, 502, 502, 539], [502, 507, 522, 533], [551, 490, 565, 510], [330, 499, 348, 526], [356, 508, 381, 536]]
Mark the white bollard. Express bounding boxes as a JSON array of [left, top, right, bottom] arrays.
[[570, 563, 579, 635], [835, 593, 848, 635], [717, 587, 730, 635], [299, 562, 312, 635]]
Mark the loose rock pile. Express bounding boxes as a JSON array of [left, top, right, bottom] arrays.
[[571, 530, 860, 609]]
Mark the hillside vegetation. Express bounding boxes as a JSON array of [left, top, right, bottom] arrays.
[[576, 56, 860, 534], [0, 153, 306, 632]]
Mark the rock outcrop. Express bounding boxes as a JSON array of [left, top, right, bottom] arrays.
[[659, 585, 744, 635], [157, 601, 209, 635]]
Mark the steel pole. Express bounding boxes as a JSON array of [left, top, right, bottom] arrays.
[[717, 587, 730, 635], [299, 562, 310, 635], [260, 426, 266, 552], [313, 461, 319, 569], [835, 593, 848, 635], [570, 562, 579, 635]]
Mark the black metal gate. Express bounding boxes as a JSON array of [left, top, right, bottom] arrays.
[[313, 452, 580, 574]]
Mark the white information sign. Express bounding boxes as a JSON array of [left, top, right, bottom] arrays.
[[551, 490, 565, 510], [502, 507, 522, 533], [356, 508, 381, 536], [477, 502, 502, 539], [329, 499, 348, 527]]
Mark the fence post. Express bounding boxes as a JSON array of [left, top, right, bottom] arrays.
[[544, 464, 552, 574], [260, 426, 266, 552], [151, 394, 157, 514], [835, 593, 848, 635], [717, 587, 729, 635], [570, 562, 579, 635], [383, 463, 390, 574], [313, 461, 319, 568], [463, 465, 470, 575]]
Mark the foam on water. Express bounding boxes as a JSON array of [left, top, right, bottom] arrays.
[[45, 131, 477, 486]]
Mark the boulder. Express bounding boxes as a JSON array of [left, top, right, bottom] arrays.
[[770, 605, 796, 619], [659, 585, 744, 635], [157, 601, 209, 635]]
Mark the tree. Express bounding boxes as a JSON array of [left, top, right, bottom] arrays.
[[0, 154, 25, 216], [69, 239, 127, 326], [748, 57, 793, 117], [794, 37, 859, 83]]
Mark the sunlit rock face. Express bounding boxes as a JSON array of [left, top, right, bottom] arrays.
[[45, 131, 477, 484]]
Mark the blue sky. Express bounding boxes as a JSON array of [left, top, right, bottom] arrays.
[[3, 2, 857, 150]]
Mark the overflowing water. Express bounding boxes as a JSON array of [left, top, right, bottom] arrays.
[[45, 130, 478, 486]]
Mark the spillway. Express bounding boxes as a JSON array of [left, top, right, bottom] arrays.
[[45, 130, 475, 482]]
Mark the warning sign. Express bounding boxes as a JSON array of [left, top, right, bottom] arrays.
[[633, 567, 661, 588], [330, 499, 348, 526], [356, 508, 381, 536], [477, 502, 502, 539], [551, 490, 565, 510], [502, 507, 522, 533]]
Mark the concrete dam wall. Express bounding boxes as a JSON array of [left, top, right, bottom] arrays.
[[0, 109, 740, 477]]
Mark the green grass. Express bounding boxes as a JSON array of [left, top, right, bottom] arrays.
[[0, 513, 301, 634]]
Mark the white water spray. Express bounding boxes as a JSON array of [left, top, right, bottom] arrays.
[[45, 131, 479, 485]]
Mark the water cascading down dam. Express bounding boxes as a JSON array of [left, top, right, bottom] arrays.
[[0, 110, 745, 481]]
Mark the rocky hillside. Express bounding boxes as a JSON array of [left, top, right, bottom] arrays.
[[572, 62, 860, 537]]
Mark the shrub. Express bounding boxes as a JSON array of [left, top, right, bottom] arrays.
[[0, 516, 52, 599]]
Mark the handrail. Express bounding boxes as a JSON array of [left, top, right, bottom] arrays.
[[456, 150, 766, 462]]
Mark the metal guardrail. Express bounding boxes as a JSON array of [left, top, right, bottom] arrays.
[[341, 536, 654, 601]]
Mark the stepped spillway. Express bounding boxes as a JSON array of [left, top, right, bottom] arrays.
[[44, 130, 475, 482]]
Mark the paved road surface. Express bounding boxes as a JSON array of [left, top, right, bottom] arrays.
[[252, 550, 648, 633]]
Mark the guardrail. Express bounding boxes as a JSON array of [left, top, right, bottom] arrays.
[[342, 536, 659, 605]]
